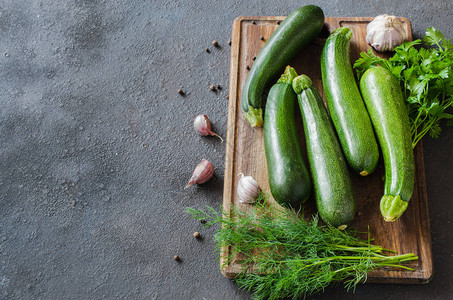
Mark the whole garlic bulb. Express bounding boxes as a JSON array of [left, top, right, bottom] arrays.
[[366, 15, 407, 52], [237, 174, 261, 204]]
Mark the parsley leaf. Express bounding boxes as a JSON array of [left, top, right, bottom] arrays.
[[423, 27, 444, 47]]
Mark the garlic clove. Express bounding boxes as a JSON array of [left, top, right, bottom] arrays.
[[237, 173, 261, 204], [366, 14, 407, 52], [193, 114, 211, 136], [193, 114, 224, 142], [185, 159, 214, 189]]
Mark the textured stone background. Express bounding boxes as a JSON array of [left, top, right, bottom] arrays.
[[0, 1, 452, 299]]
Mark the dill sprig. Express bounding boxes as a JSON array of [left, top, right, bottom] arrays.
[[186, 195, 418, 300]]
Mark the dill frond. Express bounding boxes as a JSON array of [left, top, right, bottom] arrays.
[[186, 200, 418, 299]]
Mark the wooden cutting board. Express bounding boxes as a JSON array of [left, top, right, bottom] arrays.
[[221, 16, 433, 283]]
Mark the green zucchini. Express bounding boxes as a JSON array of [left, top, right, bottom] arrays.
[[359, 66, 415, 222], [264, 66, 311, 207], [241, 5, 324, 127], [292, 75, 356, 229], [321, 27, 379, 176]]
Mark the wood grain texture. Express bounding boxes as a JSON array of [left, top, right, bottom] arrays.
[[222, 16, 433, 283]]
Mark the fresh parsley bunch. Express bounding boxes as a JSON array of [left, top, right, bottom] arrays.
[[354, 27, 453, 148]]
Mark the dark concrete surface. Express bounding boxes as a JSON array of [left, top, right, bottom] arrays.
[[0, 0, 452, 299]]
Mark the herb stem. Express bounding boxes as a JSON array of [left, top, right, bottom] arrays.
[[374, 263, 416, 271]]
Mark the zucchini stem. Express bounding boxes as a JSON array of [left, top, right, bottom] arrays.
[[244, 106, 264, 127]]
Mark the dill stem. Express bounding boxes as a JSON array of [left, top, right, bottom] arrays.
[[329, 244, 383, 252], [333, 265, 356, 274], [380, 247, 398, 254], [374, 263, 416, 271], [319, 255, 403, 262], [263, 253, 417, 266]]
